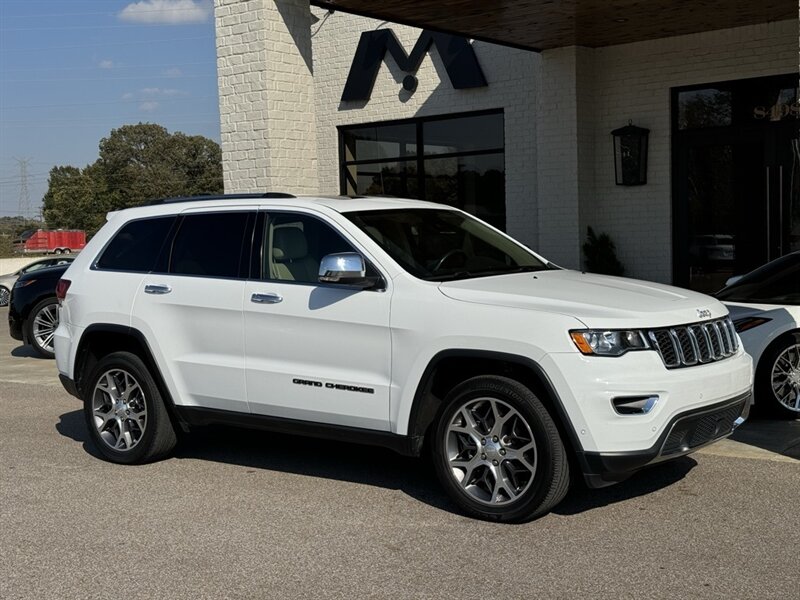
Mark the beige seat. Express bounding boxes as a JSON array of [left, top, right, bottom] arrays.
[[271, 227, 318, 282]]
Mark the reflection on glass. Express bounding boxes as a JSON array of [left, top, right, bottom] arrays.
[[356, 161, 418, 198], [789, 137, 800, 253], [424, 154, 505, 230], [423, 113, 504, 155], [687, 145, 736, 293], [678, 89, 732, 130], [342, 123, 416, 162]]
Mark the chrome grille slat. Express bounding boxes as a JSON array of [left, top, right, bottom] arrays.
[[649, 317, 737, 369]]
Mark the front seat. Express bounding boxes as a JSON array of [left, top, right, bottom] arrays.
[[271, 227, 318, 283]]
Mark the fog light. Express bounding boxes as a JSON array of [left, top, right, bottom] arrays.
[[612, 395, 659, 415]]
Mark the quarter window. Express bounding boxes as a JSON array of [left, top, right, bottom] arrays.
[[96, 217, 176, 273]]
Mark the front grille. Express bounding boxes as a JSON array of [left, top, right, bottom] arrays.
[[661, 401, 744, 456], [647, 317, 738, 369]]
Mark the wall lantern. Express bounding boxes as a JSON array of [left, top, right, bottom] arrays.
[[611, 121, 649, 186]]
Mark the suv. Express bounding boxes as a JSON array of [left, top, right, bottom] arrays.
[[55, 194, 752, 522]]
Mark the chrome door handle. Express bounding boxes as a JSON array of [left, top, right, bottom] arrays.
[[251, 293, 282, 304], [144, 284, 172, 295]]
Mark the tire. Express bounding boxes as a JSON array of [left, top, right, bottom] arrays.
[[53, 248, 62, 255], [83, 351, 177, 464], [0, 286, 9, 307], [431, 376, 570, 523], [26, 297, 59, 358], [756, 331, 800, 419]]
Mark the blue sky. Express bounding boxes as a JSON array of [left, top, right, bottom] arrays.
[[0, 0, 220, 219]]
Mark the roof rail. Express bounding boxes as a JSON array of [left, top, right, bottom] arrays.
[[148, 192, 296, 205]]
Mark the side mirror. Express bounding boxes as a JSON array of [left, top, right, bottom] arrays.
[[319, 252, 367, 285]]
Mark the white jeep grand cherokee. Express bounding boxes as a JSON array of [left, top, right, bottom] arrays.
[[54, 194, 752, 522]]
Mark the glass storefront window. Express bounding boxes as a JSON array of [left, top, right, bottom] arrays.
[[339, 111, 505, 229], [677, 88, 732, 130]]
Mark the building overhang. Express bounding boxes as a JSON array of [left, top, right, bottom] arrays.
[[311, 0, 796, 51]]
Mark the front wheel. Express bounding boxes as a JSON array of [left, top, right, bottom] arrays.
[[0, 286, 9, 307], [757, 332, 800, 418], [432, 376, 570, 522], [83, 351, 177, 464]]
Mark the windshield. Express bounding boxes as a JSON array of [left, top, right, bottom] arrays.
[[715, 252, 800, 304], [345, 208, 550, 281]]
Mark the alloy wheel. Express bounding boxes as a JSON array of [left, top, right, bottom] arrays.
[[0, 286, 9, 307], [92, 369, 148, 451], [32, 302, 58, 354], [444, 397, 538, 506], [771, 343, 800, 413]]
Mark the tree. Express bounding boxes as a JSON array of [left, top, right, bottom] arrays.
[[42, 123, 223, 234]]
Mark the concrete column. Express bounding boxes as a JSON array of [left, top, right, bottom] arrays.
[[536, 46, 595, 269], [215, 0, 318, 194]]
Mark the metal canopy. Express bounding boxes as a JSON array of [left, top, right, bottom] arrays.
[[311, 1, 795, 51]]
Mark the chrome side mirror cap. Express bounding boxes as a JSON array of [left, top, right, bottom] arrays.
[[319, 252, 367, 285]]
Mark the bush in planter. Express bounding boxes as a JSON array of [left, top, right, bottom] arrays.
[[582, 226, 624, 276]]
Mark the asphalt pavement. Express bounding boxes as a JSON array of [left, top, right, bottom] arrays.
[[1, 306, 798, 599]]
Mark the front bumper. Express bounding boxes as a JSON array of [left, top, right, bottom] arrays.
[[578, 392, 750, 488]]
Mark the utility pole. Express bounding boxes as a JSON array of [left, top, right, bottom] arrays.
[[14, 157, 31, 218]]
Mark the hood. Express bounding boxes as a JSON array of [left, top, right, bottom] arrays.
[[438, 269, 728, 329]]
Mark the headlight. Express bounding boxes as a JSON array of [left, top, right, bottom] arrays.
[[570, 330, 650, 356]]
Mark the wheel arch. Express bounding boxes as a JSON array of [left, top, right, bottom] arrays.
[[74, 324, 186, 431], [406, 350, 582, 459]]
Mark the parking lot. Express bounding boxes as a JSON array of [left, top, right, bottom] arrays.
[[1, 306, 798, 599]]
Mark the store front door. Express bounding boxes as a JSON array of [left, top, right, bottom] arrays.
[[673, 74, 799, 293]]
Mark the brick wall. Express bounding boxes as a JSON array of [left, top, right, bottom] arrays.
[[215, 0, 318, 194]]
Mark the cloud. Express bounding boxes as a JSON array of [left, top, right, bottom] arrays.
[[140, 87, 186, 97], [119, 0, 211, 25], [122, 92, 135, 100], [139, 101, 160, 112], [99, 60, 115, 69], [162, 67, 182, 78]]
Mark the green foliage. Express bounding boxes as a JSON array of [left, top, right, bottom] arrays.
[[0, 217, 42, 257], [42, 123, 223, 235], [582, 226, 625, 276]]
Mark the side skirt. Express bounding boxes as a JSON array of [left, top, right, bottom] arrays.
[[175, 406, 423, 457]]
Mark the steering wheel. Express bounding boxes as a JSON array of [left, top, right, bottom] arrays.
[[432, 249, 468, 272]]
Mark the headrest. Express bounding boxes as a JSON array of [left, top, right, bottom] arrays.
[[273, 227, 308, 261]]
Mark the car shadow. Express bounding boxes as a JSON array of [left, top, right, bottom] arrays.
[[729, 416, 800, 460], [11, 344, 48, 359], [554, 457, 697, 516], [56, 408, 699, 519]]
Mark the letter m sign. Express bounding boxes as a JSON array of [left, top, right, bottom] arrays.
[[341, 30, 487, 102]]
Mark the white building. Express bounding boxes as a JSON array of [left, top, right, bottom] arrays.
[[214, 0, 798, 292]]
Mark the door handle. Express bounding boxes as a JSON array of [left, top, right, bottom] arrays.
[[251, 293, 282, 304], [144, 284, 172, 295]]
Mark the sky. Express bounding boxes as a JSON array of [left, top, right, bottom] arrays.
[[0, 0, 220, 219]]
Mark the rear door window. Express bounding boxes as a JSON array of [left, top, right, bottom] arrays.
[[169, 212, 253, 279]]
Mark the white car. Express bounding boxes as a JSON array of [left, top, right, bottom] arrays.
[[54, 194, 752, 522], [717, 252, 800, 417]]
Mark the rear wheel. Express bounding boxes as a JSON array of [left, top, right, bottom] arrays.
[[432, 376, 570, 522], [83, 351, 177, 464], [0, 286, 9, 307], [26, 297, 59, 358]]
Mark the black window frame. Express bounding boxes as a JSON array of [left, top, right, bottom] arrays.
[[338, 109, 505, 226]]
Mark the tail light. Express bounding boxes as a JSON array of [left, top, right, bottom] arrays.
[[56, 279, 71, 303]]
